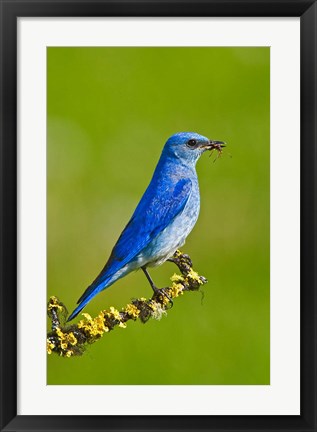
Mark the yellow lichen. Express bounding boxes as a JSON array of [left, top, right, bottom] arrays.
[[47, 339, 55, 354], [107, 306, 121, 320], [78, 311, 108, 337], [55, 327, 66, 341], [186, 269, 203, 284], [170, 282, 184, 298], [47, 251, 207, 358], [160, 292, 171, 306], [149, 301, 167, 320], [67, 332, 78, 346], [47, 296, 64, 312], [170, 273, 184, 283], [124, 303, 140, 319]]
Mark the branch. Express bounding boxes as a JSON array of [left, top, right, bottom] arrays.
[[47, 250, 207, 357]]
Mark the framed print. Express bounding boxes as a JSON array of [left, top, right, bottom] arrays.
[[0, 1, 316, 431]]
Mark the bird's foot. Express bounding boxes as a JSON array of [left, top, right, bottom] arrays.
[[152, 286, 173, 309]]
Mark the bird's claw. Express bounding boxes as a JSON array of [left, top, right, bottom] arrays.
[[153, 287, 174, 309]]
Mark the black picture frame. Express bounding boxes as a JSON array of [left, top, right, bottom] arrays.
[[1, 1, 316, 431]]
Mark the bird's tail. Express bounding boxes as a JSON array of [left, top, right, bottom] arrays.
[[67, 276, 113, 322], [66, 293, 97, 322], [67, 257, 133, 322]]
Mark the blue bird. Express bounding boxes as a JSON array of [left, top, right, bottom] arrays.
[[67, 132, 225, 321]]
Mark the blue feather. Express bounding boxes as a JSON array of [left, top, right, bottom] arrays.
[[67, 131, 218, 322], [67, 173, 191, 321]]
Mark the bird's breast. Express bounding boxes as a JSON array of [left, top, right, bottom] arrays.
[[137, 180, 200, 267]]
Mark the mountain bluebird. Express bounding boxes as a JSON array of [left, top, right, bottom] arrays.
[[67, 132, 225, 321]]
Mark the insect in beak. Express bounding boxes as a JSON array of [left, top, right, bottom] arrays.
[[207, 140, 226, 161], [208, 140, 226, 152]]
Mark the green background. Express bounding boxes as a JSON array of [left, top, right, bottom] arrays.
[[47, 47, 270, 385]]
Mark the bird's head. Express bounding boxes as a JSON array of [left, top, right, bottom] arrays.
[[163, 132, 225, 165]]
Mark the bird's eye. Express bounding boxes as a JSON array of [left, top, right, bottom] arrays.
[[187, 139, 197, 148]]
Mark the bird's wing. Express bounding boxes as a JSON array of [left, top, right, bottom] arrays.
[[77, 177, 192, 304], [110, 177, 192, 267]]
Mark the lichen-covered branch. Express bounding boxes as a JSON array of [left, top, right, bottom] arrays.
[[47, 250, 207, 357]]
